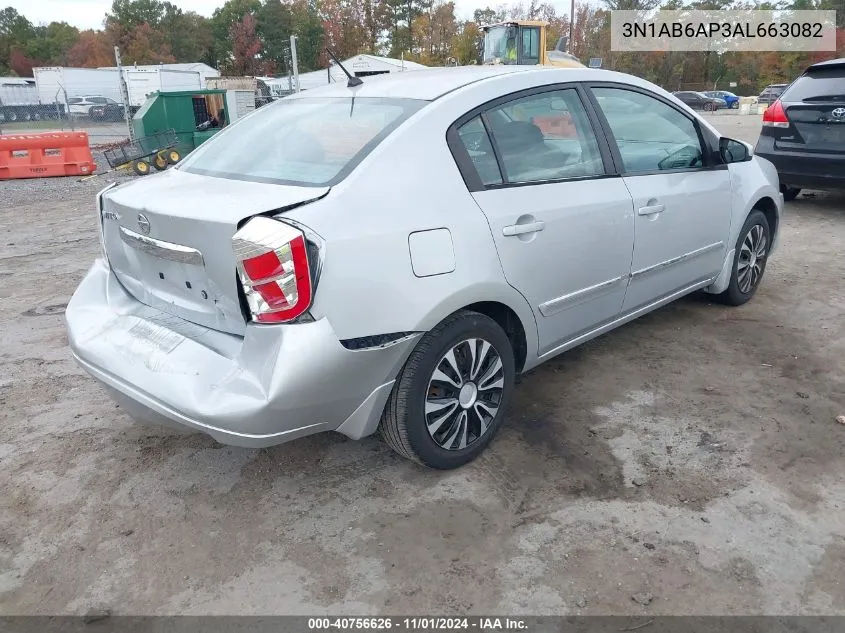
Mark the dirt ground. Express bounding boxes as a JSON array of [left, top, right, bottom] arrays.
[[1, 114, 844, 616]]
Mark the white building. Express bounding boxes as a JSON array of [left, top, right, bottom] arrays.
[[98, 62, 220, 86], [263, 54, 426, 95]]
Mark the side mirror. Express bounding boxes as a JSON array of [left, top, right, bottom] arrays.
[[720, 137, 750, 163]]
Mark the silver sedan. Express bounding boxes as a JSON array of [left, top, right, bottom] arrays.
[[66, 66, 783, 469]]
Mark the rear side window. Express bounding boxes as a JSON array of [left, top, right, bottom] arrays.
[[457, 117, 502, 185], [68, 98, 82, 104], [484, 89, 605, 183], [782, 68, 845, 101], [179, 97, 425, 187]]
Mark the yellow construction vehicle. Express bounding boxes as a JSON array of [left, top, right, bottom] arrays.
[[480, 20, 584, 68]]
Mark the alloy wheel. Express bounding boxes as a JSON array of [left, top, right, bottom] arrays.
[[737, 224, 767, 294], [425, 338, 504, 451]]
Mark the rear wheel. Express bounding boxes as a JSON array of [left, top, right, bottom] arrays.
[[380, 310, 515, 469], [704, 102, 713, 111], [717, 209, 771, 306], [781, 185, 801, 202], [132, 159, 151, 176], [166, 149, 181, 165]]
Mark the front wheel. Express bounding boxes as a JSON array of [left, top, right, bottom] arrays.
[[731, 101, 740, 109], [717, 209, 771, 306], [380, 310, 515, 469]]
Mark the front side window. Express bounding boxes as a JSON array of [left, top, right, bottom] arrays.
[[482, 25, 518, 64], [520, 27, 540, 64], [179, 97, 425, 186], [592, 87, 704, 173], [484, 89, 604, 183]]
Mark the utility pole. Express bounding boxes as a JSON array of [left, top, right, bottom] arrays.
[[283, 46, 293, 93], [114, 46, 134, 141], [569, 0, 576, 54], [290, 35, 301, 93]]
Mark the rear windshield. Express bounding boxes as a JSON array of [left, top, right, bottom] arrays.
[[179, 96, 426, 187], [782, 68, 845, 102]]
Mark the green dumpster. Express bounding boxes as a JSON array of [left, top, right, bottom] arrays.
[[132, 89, 231, 158]]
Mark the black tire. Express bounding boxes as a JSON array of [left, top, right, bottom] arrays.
[[132, 159, 151, 176], [704, 102, 713, 111], [717, 209, 771, 306], [166, 149, 181, 165], [781, 185, 801, 202], [731, 101, 740, 109], [380, 310, 516, 469], [5, 108, 17, 122], [153, 151, 168, 171]]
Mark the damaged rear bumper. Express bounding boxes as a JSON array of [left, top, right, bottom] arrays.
[[66, 260, 419, 447]]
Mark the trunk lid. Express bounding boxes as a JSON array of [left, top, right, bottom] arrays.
[[101, 169, 328, 336], [776, 67, 845, 153]]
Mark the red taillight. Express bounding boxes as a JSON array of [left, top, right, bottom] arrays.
[[762, 99, 789, 128], [233, 217, 314, 323]]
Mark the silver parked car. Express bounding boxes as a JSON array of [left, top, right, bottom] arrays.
[[66, 66, 783, 469]]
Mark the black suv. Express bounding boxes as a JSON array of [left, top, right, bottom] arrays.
[[754, 59, 845, 200], [757, 84, 788, 106]]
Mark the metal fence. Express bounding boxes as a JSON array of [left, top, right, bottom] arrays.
[[0, 80, 132, 146]]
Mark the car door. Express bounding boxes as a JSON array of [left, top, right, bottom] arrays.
[[448, 85, 635, 357], [679, 92, 697, 108], [588, 85, 732, 313]]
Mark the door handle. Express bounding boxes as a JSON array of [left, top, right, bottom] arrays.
[[638, 204, 665, 216], [503, 221, 545, 236]]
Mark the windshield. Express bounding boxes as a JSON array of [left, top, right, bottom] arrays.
[[179, 97, 426, 187], [483, 26, 518, 64]]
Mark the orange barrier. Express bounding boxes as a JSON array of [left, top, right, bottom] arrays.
[[0, 131, 96, 180]]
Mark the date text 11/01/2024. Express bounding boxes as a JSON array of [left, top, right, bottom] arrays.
[[621, 21, 824, 38], [308, 618, 528, 630]]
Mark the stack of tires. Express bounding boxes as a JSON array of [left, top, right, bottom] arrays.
[[131, 148, 182, 176]]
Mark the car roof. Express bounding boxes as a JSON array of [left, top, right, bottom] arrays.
[[284, 66, 618, 101], [806, 57, 845, 71]]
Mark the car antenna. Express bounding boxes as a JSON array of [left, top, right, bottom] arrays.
[[325, 48, 363, 87]]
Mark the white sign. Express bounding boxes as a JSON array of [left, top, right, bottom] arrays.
[[729, 81, 738, 87], [589, 57, 603, 68]]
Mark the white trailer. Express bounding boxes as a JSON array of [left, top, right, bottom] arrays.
[[0, 76, 66, 121], [32, 66, 203, 119], [34, 67, 122, 105], [123, 69, 202, 107]]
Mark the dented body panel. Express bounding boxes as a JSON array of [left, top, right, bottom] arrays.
[[67, 260, 419, 446]]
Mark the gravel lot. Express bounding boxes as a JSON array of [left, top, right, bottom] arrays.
[[1, 114, 844, 616]]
